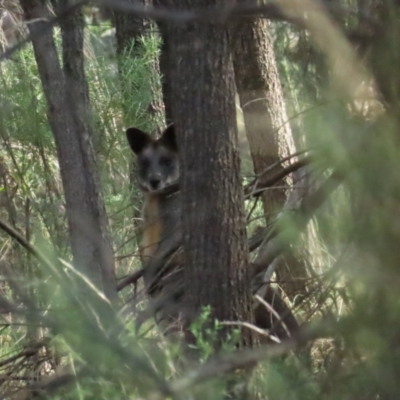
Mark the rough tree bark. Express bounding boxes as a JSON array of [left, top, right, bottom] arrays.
[[234, 18, 296, 220], [162, 0, 255, 349], [157, 26, 173, 125], [20, 0, 116, 301], [112, 0, 150, 56], [234, 18, 311, 300], [153, 12, 173, 126]]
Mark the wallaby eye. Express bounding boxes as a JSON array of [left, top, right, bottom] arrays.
[[160, 157, 172, 167]]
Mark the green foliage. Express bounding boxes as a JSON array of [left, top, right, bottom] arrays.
[[117, 35, 164, 131], [189, 306, 241, 363], [2, 3, 400, 400], [0, 28, 164, 397]]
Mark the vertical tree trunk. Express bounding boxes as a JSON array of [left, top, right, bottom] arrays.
[[21, 0, 116, 301], [112, 0, 163, 130], [152, 0, 174, 126], [367, 1, 400, 110], [157, 22, 174, 126], [234, 18, 309, 300], [112, 0, 150, 56], [163, 1, 255, 349], [234, 18, 296, 220]]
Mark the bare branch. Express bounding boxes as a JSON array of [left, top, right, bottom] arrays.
[[96, 0, 296, 24], [117, 268, 143, 291], [252, 169, 345, 278], [244, 157, 312, 199], [220, 320, 281, 343], [0, 219, 55, 270], [254, 294, 291, 338], [0, 338, 50, 369], [1, 0, 366, 64]]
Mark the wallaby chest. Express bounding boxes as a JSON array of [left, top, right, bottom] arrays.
[[141, 191, 180, 263]]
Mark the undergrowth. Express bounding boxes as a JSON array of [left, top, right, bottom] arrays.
[[1, 13, 400, 400]]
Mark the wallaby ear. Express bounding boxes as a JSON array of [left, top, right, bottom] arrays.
[[126, 127, 152, 154], [160, 124, 177, 151]]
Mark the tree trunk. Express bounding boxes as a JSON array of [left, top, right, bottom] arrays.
[[112, 0, 150, 56], [153, 0, 174, 126], [234, 18, 311, 301], [21, 0, 116, 301], [157, 22, 174, 126], [234, 18, 296, 220], [367, 1, 400, 110], [163, 1, 255, 349]]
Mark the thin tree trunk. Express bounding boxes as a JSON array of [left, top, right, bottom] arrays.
[[157, 22, 174, 126], [112, 0, 150, 56], [152, 0, 173, 126], [21, 0, 116, 301], [367, 0, 400, 110], [163, 1, 255, 349], [112, 0, 163, 129], [234, 18, 296, 220], [234, 18, 308, 300]]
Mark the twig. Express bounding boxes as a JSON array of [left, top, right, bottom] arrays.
[[6, 365, 80, 400], [220, 320, 280, 343], [0, 338, 50, 368], [252, 168, 345, 278], [244, 157, 311, 199], [254, 294, 291, 339], [117, 268, 143, 291], [245, 150, 313, 190], [0, 219, 54, 270]]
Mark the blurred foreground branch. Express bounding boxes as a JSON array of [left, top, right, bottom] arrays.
[[1, 0, 374, 63], [170, 319, 336, 392]]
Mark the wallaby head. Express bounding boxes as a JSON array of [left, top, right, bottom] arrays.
[[126, 124, 179, 193]]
